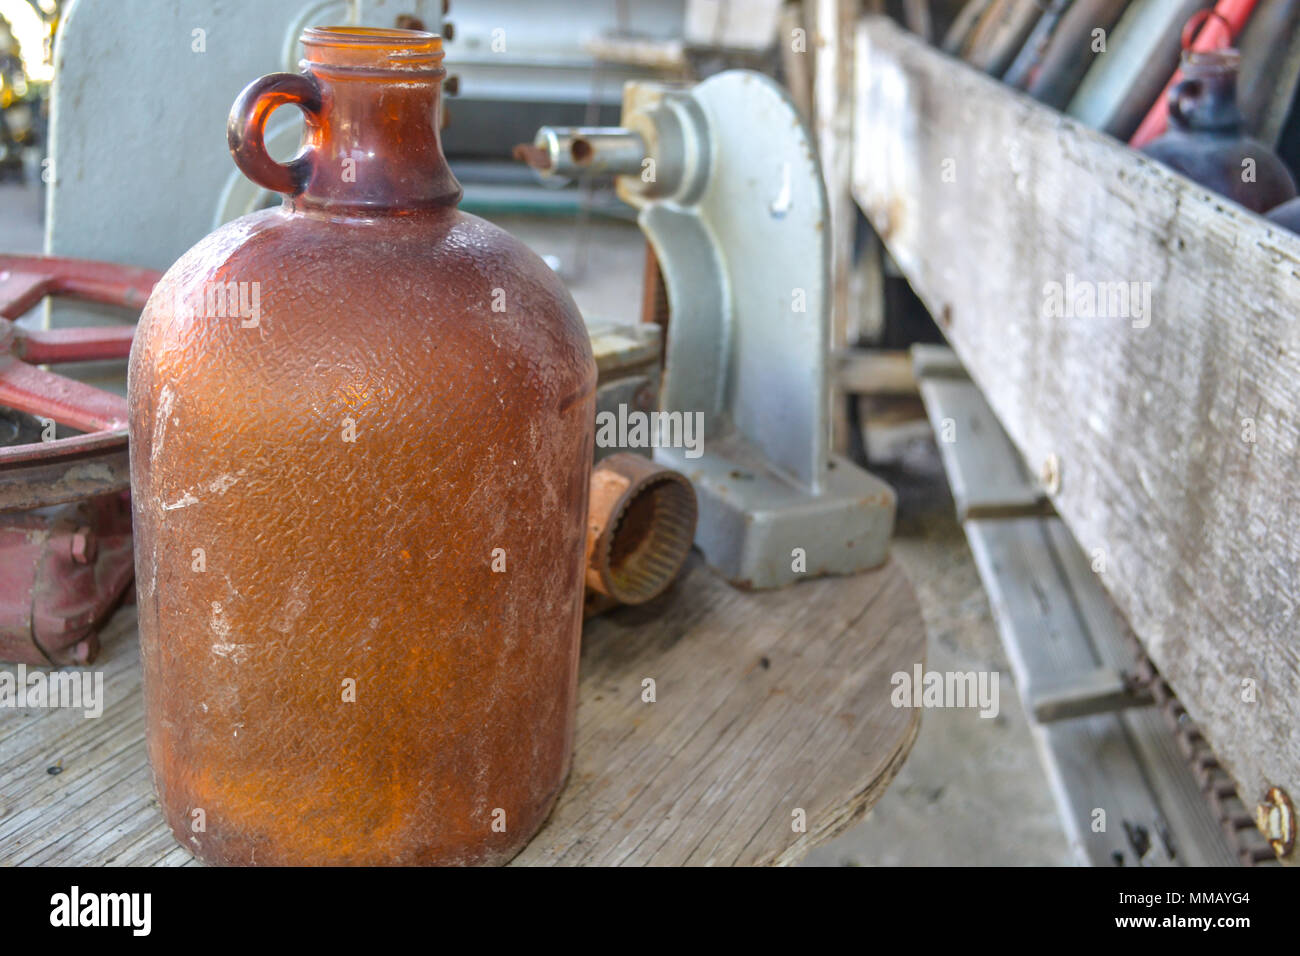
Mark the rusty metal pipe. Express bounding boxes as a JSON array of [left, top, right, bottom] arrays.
[[515, 126, 647, 183], [585, 453, 697, 611]]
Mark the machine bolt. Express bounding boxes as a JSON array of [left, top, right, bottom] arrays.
[[1040, 453, 1061, 495], [1255, 786, 1295, 860], [70, 526, 97, 565]]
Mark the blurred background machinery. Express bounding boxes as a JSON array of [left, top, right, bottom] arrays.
[[0, 1, 56, 184]]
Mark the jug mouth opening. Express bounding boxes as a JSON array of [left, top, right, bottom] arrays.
[[1180, 47, 1240, 76], [301, 26, 445, 76]]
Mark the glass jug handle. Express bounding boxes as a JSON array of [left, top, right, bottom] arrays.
[[227, 73, 322, 196], [1167, 78, 1203, 129]]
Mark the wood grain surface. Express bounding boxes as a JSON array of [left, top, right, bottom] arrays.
[[853, 15, 1300, 822], [0, 555, 924, 866]]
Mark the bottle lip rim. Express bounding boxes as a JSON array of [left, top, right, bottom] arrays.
[[300, 25, 445, 73], [302, 25, 442, 47], [1182, 47, 1240, 69]]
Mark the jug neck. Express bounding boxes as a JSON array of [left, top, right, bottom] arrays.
[[293, 27, 461, 214], [1170, 49, 1243, 135]]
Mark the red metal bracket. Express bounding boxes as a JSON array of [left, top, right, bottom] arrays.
[[0, 254, 161, 511], [0, 254, 158, 664]]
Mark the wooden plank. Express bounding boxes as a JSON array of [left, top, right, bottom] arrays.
[[917, 346, 1242, 862], [1030, 666, 1152, 724], [837, 348, 918, 394], [778, 1, 814, 120], [857, 394, 932, 463], [1045, 519, 1253, 865], [0, 555, 924, 866], [902, 0, 934, 43], [965, 517, 1241, 865], [965, 518, 1177, 865], [853, 15, 1300, 834], [809, 0, 860, 452], [917, 356, 1241, 863], [849, 225, 887, 343], [918, 376, 1047, 519], [910, 342, 967, 380]]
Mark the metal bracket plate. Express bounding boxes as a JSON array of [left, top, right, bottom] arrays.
[[624, 71, 896, 588]]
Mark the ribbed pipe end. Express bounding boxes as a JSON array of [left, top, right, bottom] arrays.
[[586, 454, 697, 606]]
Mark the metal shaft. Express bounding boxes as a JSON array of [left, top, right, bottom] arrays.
[[516, 126, 647, 182]]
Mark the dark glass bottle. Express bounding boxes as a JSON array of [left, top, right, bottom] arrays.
[[1142, 49, 1297, 213], [1267, 196, 1300, 234]]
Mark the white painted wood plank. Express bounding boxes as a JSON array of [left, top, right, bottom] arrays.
[[853, 15, 1300, 825], [966, 518, 1183, 865], [919, 376, 1047, 519], [1045, 520, 1244, 865]]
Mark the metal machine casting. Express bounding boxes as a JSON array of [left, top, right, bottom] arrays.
[[522, 71, 896, 589]]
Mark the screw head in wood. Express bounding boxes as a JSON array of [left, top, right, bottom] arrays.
[[1256, 786, 1295, 860], [1040, 453, 1061, 495]]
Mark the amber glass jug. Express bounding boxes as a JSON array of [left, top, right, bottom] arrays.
[[128, 27, 596, 866]]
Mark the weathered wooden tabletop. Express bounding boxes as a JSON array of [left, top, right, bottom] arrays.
[[0, 554, 924, 866]]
